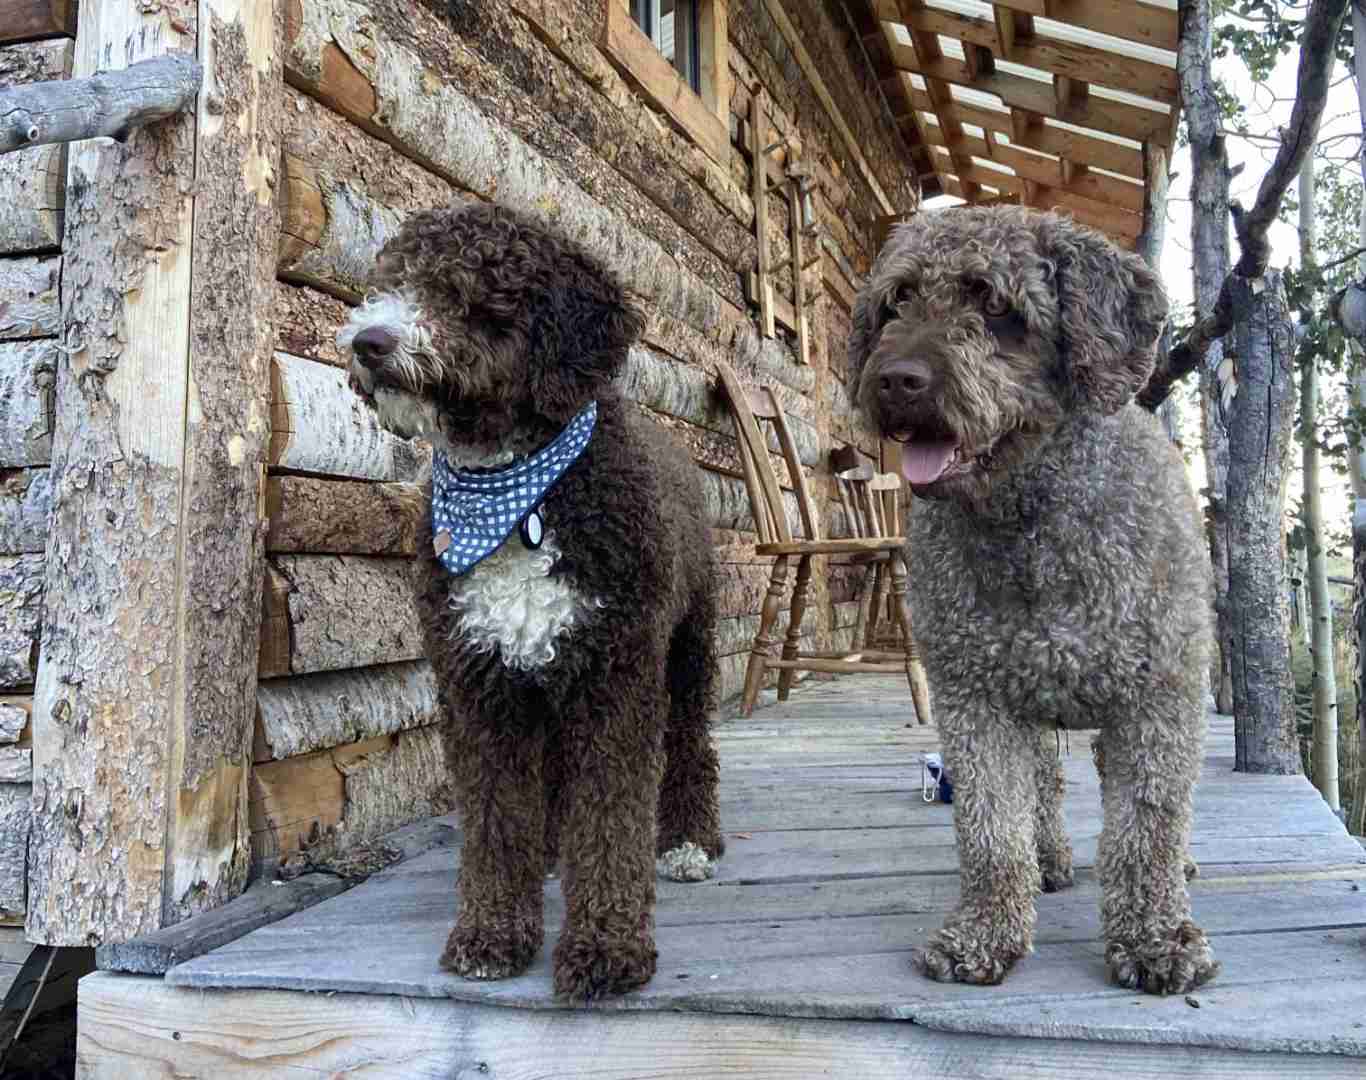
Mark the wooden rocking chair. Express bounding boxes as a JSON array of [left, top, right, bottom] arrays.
[[715, 358, 932, 723]]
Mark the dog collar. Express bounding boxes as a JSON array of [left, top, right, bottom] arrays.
[[430, 402, 596, 576]]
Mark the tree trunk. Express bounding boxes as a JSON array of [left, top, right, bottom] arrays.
[[1298, 155, 1340, 810], [1227, 270, 1300, 773], [1179, 0, 1235, 712], [1349, 0, 1366, 836]]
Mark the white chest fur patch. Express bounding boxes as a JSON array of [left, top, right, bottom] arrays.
[[447, 533, 597, 670]]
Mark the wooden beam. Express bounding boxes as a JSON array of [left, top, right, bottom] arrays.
[[27, 0, 281, 945], [929, 100, 1144, 179], [599, 0, 731, 165], [749, 90, 776, 338], [0, 0, 75, 45], [923, 128, 1144, 212], [888, 40, 1171, 145], [698, 0, 730, 127], [760, 0, 897, 214], [874, 0, 1179, 104], [1016, 0, 1179, 53]]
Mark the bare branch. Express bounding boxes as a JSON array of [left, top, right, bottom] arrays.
[[0, 54, 201, 155], [1235, 0, 1353, 276]]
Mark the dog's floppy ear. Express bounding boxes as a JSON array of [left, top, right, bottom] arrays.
[[1046, 220, 1168, 415], [529, 251, 644, 424], [847, 227, 909, 398]]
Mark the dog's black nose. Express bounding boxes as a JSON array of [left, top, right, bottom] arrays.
[[352, 327, 398, 370], [877, 358, 933, 404]]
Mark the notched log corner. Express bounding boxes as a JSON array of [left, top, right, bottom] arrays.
[[0, 54, 203, 155]]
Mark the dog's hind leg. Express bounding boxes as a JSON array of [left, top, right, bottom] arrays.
[[553, 656, 667, 999], [1096, 704, 1218, 995], [915, 706, 1040, 985], [440, 688, 548, 982], [1035, 728, 1074, 893], [657, 598, 725, 880]]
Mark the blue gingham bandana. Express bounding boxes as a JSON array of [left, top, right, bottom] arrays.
[[430, 401, 597, 575]]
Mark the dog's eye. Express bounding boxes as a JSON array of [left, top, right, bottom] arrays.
[[984, 293, 1010, 317]]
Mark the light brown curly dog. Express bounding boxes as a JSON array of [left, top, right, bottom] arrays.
[[849, 206, 1218, 995]]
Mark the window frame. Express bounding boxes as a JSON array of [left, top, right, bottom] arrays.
[[601, 0, 730, 166]]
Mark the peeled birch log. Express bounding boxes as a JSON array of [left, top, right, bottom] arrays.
[[270, 353, 426, 481], [255, 661, 439, 762], [0, 53, 201, 154]]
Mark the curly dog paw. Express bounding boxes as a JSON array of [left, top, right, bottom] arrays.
[[913, 919, 1028, 985], [1106, 919, 1219, 995], [553, 932, 657, 1000], [440, 924, 539, 981], [656, 840, 717, 882]]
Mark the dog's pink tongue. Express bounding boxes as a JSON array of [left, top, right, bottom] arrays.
[[901, 441, 957, 485]]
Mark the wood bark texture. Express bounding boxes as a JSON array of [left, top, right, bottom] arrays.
[[0, 0, 76, 45], [0, 53, 201, 153], [0, 339, 55, 466], [0, 254, 60, 339], [28, 0, 282, 944], [0, 467, 48, 553], [0, 554, 42, 690], [0, 781, 28, 917], [0, 42, 70, 256], [255, 661, 439, 761], [265, 476, 424, 555], [263, 555, 425, 677], [1226, 272, 1300, 774], [1348, 0, 1366, 838], [1298, 157, 1339, 812]]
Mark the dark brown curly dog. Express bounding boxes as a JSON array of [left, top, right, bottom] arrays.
[[849, 206, 1218, 995], [339, 201, 724, 1000]]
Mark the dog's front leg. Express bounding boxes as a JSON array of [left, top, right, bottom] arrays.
[[915, 706, 1040, 985], [441, 692, 547, 982], [551, 660, 667, 1000]]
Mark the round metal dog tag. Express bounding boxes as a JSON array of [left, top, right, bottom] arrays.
[[519, 509, 544, 550]]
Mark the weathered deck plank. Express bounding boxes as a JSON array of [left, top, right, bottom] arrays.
[[87, 676, 1366, 1075]]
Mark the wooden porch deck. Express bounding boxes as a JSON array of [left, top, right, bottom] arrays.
[[78, 677, 1366, 1078]]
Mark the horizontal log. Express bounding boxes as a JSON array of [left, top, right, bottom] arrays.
[[0, 140, 61, 255], [0, 338, 54, 465], [0, 781, 28, 917], [273, 280, 350, 368], [255, 661, 439, 762], [248, 725, 451, 873], [278, 154, 408, 302], [0, 254, 59, 339], [0, 746, 29, 781], [270, 352, 427, 481], [0, 53, 201, 153], [261, 554, 424, 678], [0, 0, 76, 44], [265, 476, 424, 555], [0, 696, 27, 743], [0, 553, 41, 689], [0, 465, 48, 552], [283, 0, 746, 355]]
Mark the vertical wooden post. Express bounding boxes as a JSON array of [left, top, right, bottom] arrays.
[[749, 87, 775, 338], [28, 0, 280, 945]]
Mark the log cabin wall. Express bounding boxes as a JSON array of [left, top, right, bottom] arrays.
[[1, 0, 921, 945], [256, 0, 918, 876], [0, 3, 74, 987]]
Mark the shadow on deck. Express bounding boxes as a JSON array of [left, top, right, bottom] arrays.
[[78, 677, 1366, 1078]]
